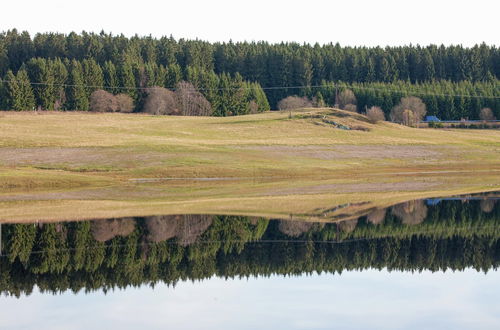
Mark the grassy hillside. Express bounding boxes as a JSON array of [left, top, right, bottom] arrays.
[[0, 108, 499, 221], [1, 108, 499, 188]]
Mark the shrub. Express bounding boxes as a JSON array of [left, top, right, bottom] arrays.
[[143, 87, 179, 115], [337, 89, 357, 110], [391, 96, 426, 126], [175, 81, 212, 116], [115, 94, 134, 113], [277, 96, 313, 110], [89, 90, 118, 112], [343, 103, 358, 113], [479, 107, 495, 121], [366, 106, 385, 123]]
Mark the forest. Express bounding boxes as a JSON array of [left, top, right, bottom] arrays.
[[0, 30, 499, 119], [1, 198, 498, 297]]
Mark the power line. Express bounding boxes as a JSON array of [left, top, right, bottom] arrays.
[[1, 223, 497, 259], [0, 78, 499, 99]]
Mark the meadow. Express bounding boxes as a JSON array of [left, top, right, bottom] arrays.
[[0, 108, 499, 221]]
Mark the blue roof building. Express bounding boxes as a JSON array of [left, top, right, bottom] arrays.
[[424, 116, 441, 122]]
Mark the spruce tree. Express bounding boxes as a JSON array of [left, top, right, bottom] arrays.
[[51, 58, 68, 110], [165, 63, 182, 88], [26, 58, 55, 109], [4, 70, 19, 109], [16, 68, 35, 110], [5, 69, 35, 110], [118, 57, 136, 100], [103, 61, 118, 94], [66, 60, 88, 110], [82, 58, 104, 98]]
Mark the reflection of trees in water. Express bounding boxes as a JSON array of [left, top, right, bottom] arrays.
[[391, 200, 428, 225], [367, 209, 386, 225], [0, 197, 498, 296], [278, 220, 315, 237], [145, 215, 213, 245], [91, 218, 136, 242], [338, 218, 359, 232], [480, 200, 496, 213]]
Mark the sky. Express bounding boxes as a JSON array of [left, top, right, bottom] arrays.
[[2, 0, 499, 46], [1, 269, 499, 329]]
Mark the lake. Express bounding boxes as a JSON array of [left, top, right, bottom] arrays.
[[0, 192, 499, 329]]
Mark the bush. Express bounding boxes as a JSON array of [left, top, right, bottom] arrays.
[[247, 100, 259, 114], [343, 103, 358, 113], [391, 96, 426, 126], [277, 96, 313, 110], [175, 81, 212, 116], [429, 122, 444, 128], [337, 89, 357, 110], [115, 94, 134, 113], [479, 107, 496, 121], [89, 90, 135, 113], [143, 87, 179, 115], [89, 90, 118, 112], [366, 106, 385, 123]]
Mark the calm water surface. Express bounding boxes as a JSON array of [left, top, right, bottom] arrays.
[[0, 192, 499, 329]]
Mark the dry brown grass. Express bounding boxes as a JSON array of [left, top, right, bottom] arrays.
[[0, 108, 498, 200]]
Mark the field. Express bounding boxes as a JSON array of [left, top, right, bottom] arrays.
[[0, 108, 499, 221]]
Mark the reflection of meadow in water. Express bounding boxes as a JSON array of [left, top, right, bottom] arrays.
[[0, 193, 498, 297]]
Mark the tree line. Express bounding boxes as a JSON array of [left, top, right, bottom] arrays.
[[0, 56, 270, 115], [0, 198, 498, 297], [0, 29, 498, 118], [309, 80, 499, 120]]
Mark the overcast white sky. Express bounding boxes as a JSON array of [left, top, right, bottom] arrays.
[[2, 270, 500, 329], [2, 0, 499, 46]]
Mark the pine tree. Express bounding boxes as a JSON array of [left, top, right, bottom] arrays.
[[82, 58, 104, 98], [118, 57, 137, 100], [66, 60, 88, 110], [4, 70, 19, 109], [5, 69, 35, 110], [165, 63, 182, 88], [420, 50, 435, 81], [16, 68, 35, 110], [365, 57, 376, 82], [26, 58, 55, 109], [314, 91, 325, 107], [103, 61, 118, 94], [51, 58, 68, 110]]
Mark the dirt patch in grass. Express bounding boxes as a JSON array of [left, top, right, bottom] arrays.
[[243, 145, 444, 160], [266, 181, 439, 196], [0, 147, 169, 168]]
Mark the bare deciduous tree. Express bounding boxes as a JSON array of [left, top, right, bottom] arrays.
[[145, 215, 213, 246], [89, 89, 119, 112], [337, 89, 357, 110], [366, 106, 385, 123], [115, 94, 134, 113], [343, 103, 358, 113], [277, 96, 313, 110], [367, 209, 386, 225], [338, 218, 359, 233], [391, 96, 427, 126], [247, 100, 259, 114], [479, 107, 496, 121], [175, 81, 212, 116], [91, 218, 136, 242], [391, 200, 427, 225], [480, 200, 495, 213], [143, 86, 179, 115]]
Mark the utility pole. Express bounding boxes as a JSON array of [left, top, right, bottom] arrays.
[[334, 84, 339, 108], [0, 223, 2, 257]]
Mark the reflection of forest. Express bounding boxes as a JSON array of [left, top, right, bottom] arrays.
[[0, 198, 498, 297]]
